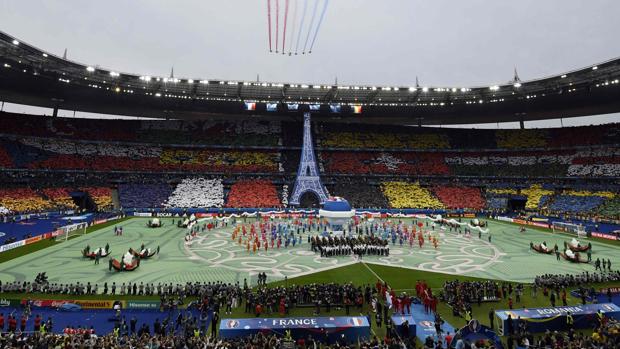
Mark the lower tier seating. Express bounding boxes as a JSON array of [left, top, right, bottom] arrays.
[[118, 184, 173, 209], [432, 186, 485, 210], [165, 178, 224, 208], [225, 180, 281, 208], [381, 182, 444, 209]]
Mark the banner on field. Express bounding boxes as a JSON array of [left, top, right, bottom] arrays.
[[126, 301, 160, 310], [28, 299, 122, 309], [0, 240, 25, 253], [74, 300, 117, 309], [25, 236, 42, 245], [495, 303, 620, 334], [219, 316, 370, 344]]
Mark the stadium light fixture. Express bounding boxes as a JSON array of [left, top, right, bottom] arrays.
[[489, 85, 500, 91], [561, 74, 567, 78], [422, 87, 429, 92], [86, 66, 95, 72], [115, 87, 120, 92], [408, 87, 416, 92], [592, 66, 598, 70], [42, 53, 48, 57], [109, 71, 120, 77], [12, 39, 19, 45], [513, 82, 522, 88], [188, 79, 194, 84]]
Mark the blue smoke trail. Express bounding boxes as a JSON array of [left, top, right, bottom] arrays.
[[308, 0, 329, 53], [302, 0, 320, 54], [294, 0, 308, 54]]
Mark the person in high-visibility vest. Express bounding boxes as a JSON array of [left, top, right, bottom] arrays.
[[39, 323, 46, 334], [566, 312, 574, 330], [113, 326, 120, 338], [194, 328, 200, 338]]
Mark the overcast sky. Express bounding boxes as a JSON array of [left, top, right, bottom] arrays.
[[1, 0, 619, 127]]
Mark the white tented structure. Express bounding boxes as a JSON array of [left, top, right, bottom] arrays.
[[165, 178, 224, 208]]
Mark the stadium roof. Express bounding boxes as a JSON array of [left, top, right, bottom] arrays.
[[1, 31, 619, 125]]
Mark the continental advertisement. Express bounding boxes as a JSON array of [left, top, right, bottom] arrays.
[[74, 300, 119, 309], [27, 299, 126, 309]]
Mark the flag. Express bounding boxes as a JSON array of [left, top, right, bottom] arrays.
[[329, 104, 341, 113], [309, 104, 321, 111], [351, 105, 362, 114], [244, 102, 256, 111], [266, 103, 278, 112]]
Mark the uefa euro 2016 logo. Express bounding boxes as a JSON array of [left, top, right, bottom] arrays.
[[227, 320, 239, 328]]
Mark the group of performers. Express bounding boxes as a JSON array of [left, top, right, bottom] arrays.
[[531, 238, 593, 263], [310, 235, 390, 257], [113, 226, 123, 236], [230, 221, 304, 254]]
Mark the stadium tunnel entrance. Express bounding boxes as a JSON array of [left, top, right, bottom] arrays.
[[70, 191, 96, 212], [299, 191, 320, 208]]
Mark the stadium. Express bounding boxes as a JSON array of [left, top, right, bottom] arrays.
[[0, 2, 619, 348]]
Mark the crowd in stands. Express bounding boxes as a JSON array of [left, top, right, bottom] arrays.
[[225, 180, 282, 208], [0, 112, 281, 146], [327, 179, 389, 209], [431, 186, 485, 210], [0, 188, 54, 213], [118, 184, 173, 209], [381, 182, 444, 209], [165, 178, 224, 208], [81, 187, 113, 209], [41, 188, 77, 210], [322, 152, 450, 176]]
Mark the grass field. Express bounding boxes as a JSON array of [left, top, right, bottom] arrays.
[[0, 217, 617, 287]]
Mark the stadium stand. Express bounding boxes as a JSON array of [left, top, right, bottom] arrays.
[[381, 182, 444, 209], [118, 184, 173, 209], [432, 186, 485, 210], [0, 188, 54, 213], [327, 179, 389, 209], [41, 187, 78, 210], [225, 179, 281, 208], [165, 178, 224, 208]]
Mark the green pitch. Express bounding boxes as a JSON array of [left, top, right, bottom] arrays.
[[0, 217, 617, 286]]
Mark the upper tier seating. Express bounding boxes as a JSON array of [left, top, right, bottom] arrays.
[[381, 182, 444, 209], [0, 112, 281, 146], [320, 131, 450, 149], [118, 184, 173, 208], [321, 152, 449, 175], [165, 178, 224, 208], [495, 129, 548, 148], [225, 180, 281, 208]]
